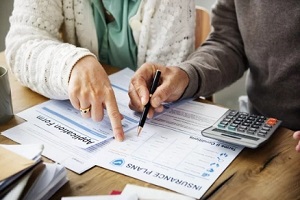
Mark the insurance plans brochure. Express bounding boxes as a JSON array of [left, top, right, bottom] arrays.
[[2, 68, 244, 199]]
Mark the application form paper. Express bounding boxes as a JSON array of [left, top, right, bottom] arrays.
[[94, 101, 243, 198], [3, 69, 139, 173], [2, 68, 244, 199]]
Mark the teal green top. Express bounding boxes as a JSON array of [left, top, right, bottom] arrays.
[[91, 0, 141, 70]]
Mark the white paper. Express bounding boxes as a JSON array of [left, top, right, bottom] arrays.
[[2, 122, 106, 173], [2, 171, 32, 200], [94, 101, 243, 198], [23, 163, 68, 200], [3, 69, 140, 173], [0, 144, 44, 189], [122, 184, 195, 200], [0, 145, 68, 200], [61, 183, 194, 200], [0, 144, 43, 161], [17, 99, 137, 149], [2, 68, 244, 199], [62, 194, 138, 200]]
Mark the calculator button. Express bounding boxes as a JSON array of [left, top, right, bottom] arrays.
[[242, 122, 251, 126], [266, 118, 277, 126], [248, 115, 256, 120], [249, 127, 257, 132], [239, 112, 249, 116], [247, 130, 255, 135], [228, 127, 236, 131], [259, 130, 267, 134], [228, 125, 237, 131], [262, 127, 270, 131], [245, 119, 252, 123], [237, 128, 246, 132], [257, 119, 265, 123], [229, 111, 238, 115], [233, 120, 242, 124], [220, 121, 228, 125], [264, 124, 272, 129], [218, 123, 226, 128], [226, 115, 234, 119], [257, 131, 267, 137], [222, 118, 231, 122], [240, 125, 247, 129], [251, 124, 260, 129]]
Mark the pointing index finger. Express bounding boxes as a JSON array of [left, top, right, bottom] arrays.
[[105, 87, 124, 142]]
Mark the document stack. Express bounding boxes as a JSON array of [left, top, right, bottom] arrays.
[[0, 144, 68, 200]]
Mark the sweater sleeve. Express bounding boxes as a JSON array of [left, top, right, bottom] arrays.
[[178, 0, 248, 99], [5, 0, 95, 100]]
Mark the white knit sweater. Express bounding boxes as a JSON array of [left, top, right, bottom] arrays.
[[5, 0, 195, 99]]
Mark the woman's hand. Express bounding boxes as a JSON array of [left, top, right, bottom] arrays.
[[128, 63, 189, 118], [68, 56, 124, 141]]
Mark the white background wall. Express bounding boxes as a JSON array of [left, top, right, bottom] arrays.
[[195, 0, 216, 10], [0, 0, 13, 51]]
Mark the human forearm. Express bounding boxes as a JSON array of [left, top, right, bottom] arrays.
[[5, 0, 94, 99], [178, 0, 248, 99], [6, 32, 94, 99]]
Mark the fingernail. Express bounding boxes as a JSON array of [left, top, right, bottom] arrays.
[[115, 133, 124, 142], [141, 96, 147, 106], [147, 112, 153, 119]]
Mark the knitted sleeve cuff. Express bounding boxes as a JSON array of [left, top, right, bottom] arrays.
[[58, 48, 96, 99]]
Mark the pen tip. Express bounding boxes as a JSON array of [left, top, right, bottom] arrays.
[[137, 126, 142, 136]]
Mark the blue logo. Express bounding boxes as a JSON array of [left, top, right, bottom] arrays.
[[110, 159, 125, 167], [201, 172, 210, 177]]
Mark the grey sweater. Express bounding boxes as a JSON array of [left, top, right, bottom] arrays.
[[178, 0, 300, 130]]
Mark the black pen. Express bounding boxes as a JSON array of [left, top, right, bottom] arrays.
[[137, 70, 161, 136]]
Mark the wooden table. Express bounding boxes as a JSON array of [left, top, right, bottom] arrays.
[[1, 51, 300, 200]]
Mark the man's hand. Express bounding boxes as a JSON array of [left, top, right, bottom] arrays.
[[128, 63, 189, 118]]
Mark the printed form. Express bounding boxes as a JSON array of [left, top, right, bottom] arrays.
[[94, 101, 243, 198], [2, 68, 139, 173], [2, 68, 244, 199]]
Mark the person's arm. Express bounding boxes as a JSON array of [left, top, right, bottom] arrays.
[[129, 0, 247, 114], [5, 0, 124, 141], [68, 55, 124, 141], [5, 0, 94, 99], [178, 0, 248, 99], [129, 63, 189, 118]]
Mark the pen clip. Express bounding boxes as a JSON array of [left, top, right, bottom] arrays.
[[149, 70, 161, 95]]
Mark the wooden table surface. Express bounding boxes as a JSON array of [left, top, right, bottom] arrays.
[[1, 51, 300, 200]]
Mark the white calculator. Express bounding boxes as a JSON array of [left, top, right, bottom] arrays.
[[201, 110, 282, 148]]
